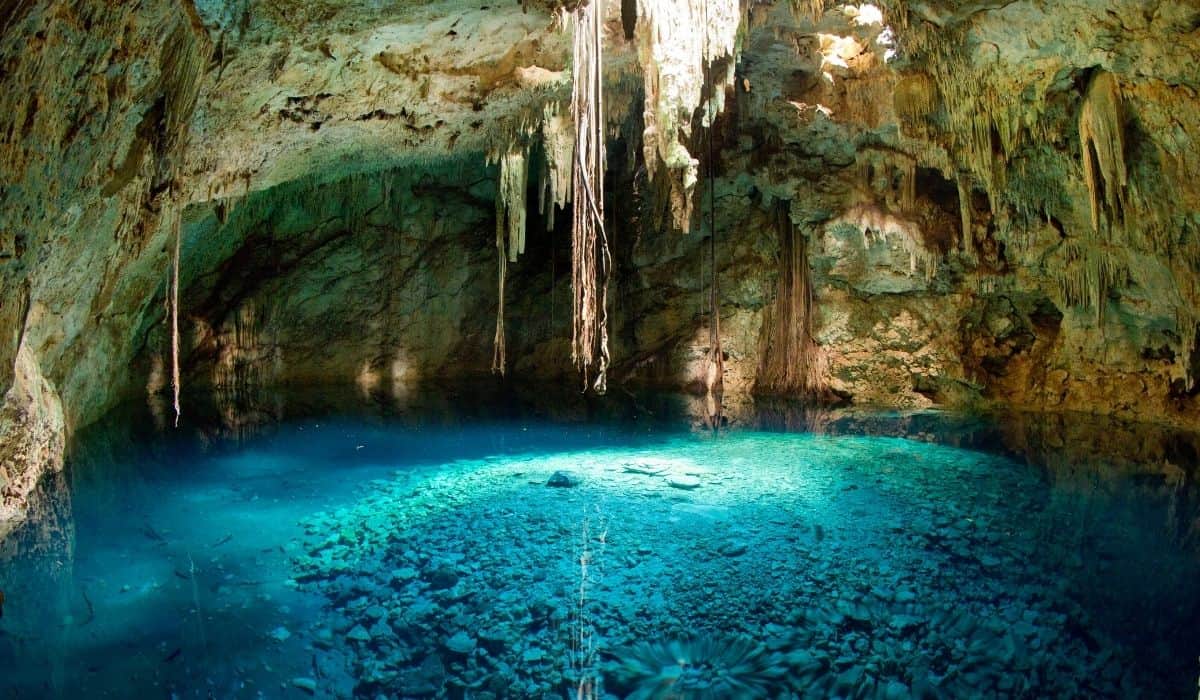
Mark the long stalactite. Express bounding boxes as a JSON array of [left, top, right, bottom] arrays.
[[1079, 71, 1128, 236]]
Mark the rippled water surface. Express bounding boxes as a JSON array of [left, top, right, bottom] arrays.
[[1, 389, 1198, 698]]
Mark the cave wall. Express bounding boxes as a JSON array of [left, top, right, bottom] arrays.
[[76, 0, 1200, 432], [166, 159, 579, 404], [3, 0, 1200, 537], [0, 0, 208, 538]]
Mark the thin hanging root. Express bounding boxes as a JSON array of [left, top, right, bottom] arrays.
[[570, 0, 610, 394], [493, 252, 507, 376], [702, 7, 723, 399], [160, 15, 210, 427], [170, 208, 182, 427]]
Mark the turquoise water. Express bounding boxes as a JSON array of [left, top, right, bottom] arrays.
[[1, 390, 1198, 698]]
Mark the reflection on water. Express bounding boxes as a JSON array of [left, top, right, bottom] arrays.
[[0, 386, 1197, 698]]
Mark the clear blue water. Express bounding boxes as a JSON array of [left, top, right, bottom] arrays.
[[1, 389, 1198, 699]]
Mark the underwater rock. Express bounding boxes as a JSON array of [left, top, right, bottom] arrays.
[[391, 567, 419, 584], [546, 471, 581, 488], [368, 620, 392, 641], [719, 541, 748, 557], [668, 474, 701, 490], [396, 654, 445, 696], [427, 565, 459, 590], [622, 461, 669, 475], [883, 679, 910, 699], [445, 631, 477, 655], [269, 626, 291, 642], [347, 624, 371, 643], [290, 677, 317, 694]]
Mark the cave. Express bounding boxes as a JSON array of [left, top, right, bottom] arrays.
[[2, 0, 1199, 697]]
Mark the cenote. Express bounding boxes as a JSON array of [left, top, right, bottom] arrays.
[[1, 388, 1197, 698], [5, 0, 1200, 698]]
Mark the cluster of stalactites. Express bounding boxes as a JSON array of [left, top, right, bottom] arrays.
[[853, 150, 942, 265], [636, 0, 742, 232], [1079, 71, 1128, 236], [832, 203, 939, 282], [486, 147, 530, 375], [889, 24, 1058, 228], [893, 72, 939, 139], [1057, 241, 1129, 324], [485, 101, 578, 376], [790, 0, 827, 24]]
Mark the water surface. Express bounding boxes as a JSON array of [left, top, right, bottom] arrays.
[[1, 388, 1197, 698]]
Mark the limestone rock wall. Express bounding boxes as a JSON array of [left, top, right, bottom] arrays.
[[611, 0, 1200, 427], [0, 0, 208, 537], [162, 159, 581, 410]]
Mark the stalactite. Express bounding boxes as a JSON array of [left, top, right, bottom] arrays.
[[498, 150, 529, 263], [1058, 241, 1128, 323], [570, 0, 611, 393], [899, 156, 916, 212], [757, 202, 826, 395], [956, 175, 975, 261], [539, 105, 574, 228], [488, 148, 529, 375], [1079, 71, 1128, 236]]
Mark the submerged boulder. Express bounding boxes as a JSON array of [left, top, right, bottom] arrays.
[[546, 471, 581, 488]]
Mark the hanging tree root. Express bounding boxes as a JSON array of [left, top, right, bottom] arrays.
[[756, 201, 828, 397], [570, 0, 611, 393], [168, 203, 182, 427]]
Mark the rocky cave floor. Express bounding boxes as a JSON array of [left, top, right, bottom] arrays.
[[290, 433, 1195, 699]]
